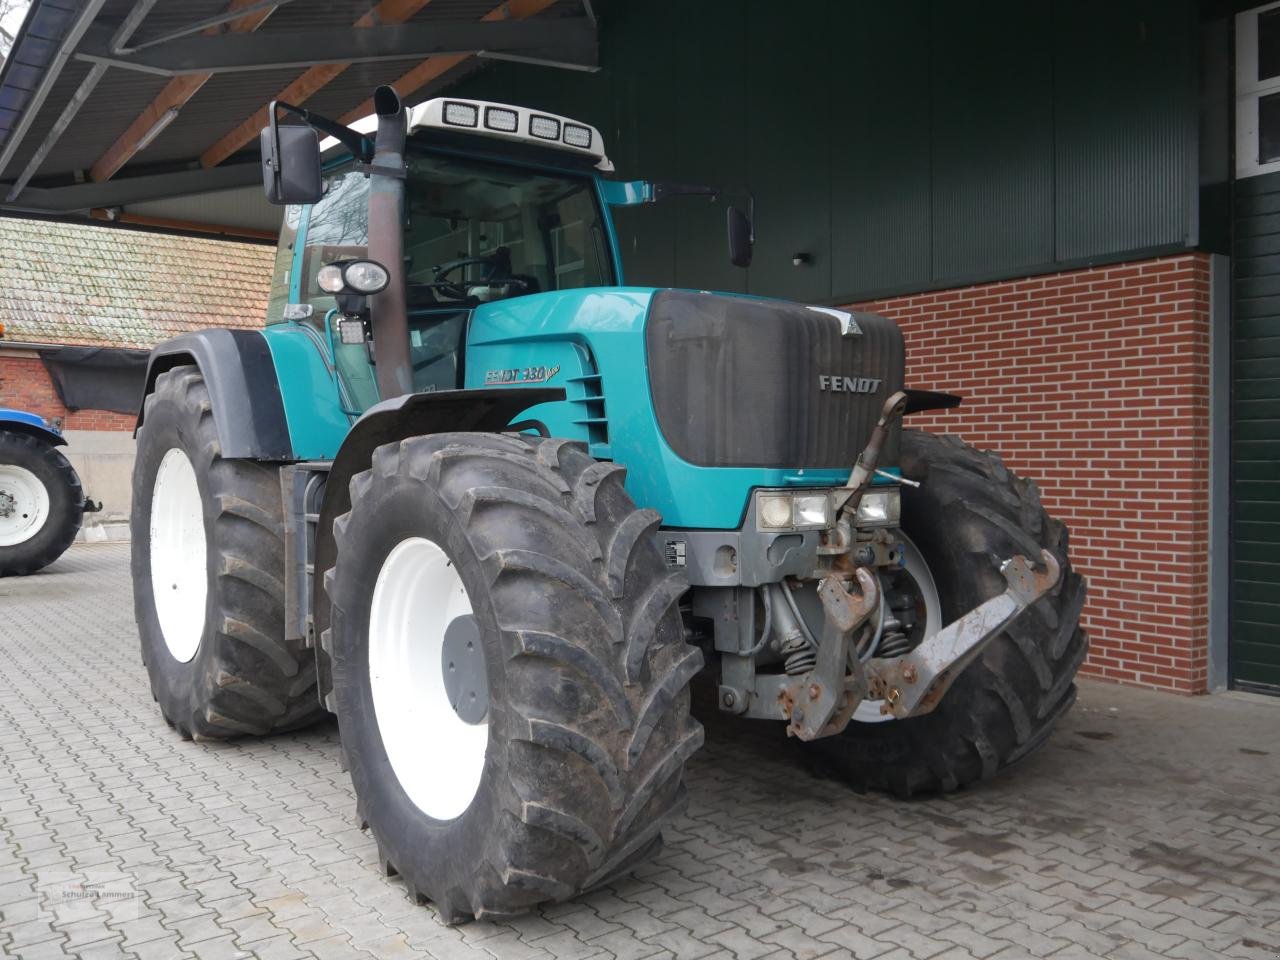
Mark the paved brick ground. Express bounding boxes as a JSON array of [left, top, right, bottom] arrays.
[[1, 543, 1278, 960]]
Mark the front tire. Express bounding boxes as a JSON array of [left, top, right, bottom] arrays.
[[132, 366, 325, 739], [0, 431, 83, 576], [813, 429, 1088, 796], [324, 433, 703, 922]]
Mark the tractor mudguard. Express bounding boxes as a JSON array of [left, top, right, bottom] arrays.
[[0, 409, 65, 446], [135, 330, 292, 460], [310, 386, 564, 647]]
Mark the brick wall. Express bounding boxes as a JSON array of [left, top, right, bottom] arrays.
[[0, 354, 135, 431], [848, 253, 1213, 694]]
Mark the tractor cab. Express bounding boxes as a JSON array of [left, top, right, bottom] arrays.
[[262, 92, 748, 412], [267, 98, 617, 411]]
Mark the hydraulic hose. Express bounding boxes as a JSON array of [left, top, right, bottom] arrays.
[[741, 585, 774, 659], [780, 578, 819, 650]]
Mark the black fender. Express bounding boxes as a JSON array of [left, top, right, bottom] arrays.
[[903, 388, 963, 415], [310, 386, 564, 669], [136, 329, 292, 460]]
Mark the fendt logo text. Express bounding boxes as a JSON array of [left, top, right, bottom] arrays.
[[818, 375, 882, 394]]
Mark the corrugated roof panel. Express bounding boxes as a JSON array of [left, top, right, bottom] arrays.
[[0, 0, 593, 226]]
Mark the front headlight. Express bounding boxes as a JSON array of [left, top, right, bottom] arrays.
[[793, 494, 831, 528], [755, 491, 834, 531], [758, 495, 794, 529], [317, 263, 345, 293], [855, 488, 901, 527], [343, 260, 389, 294]]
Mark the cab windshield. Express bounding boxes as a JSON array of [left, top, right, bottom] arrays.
[[287, 147, 613, 320], [404, 150, 614, 303], [271, 146, 614, 406]]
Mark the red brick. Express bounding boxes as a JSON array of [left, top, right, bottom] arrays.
[[847, 252, 1212, 695]]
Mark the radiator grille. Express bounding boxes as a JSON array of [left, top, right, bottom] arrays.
[[645, 290, 905, 469]]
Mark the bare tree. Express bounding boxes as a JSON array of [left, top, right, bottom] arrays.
[[0, 1, 30, 61]]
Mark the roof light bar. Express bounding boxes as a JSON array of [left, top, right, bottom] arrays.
[[441, 101, 478, 127], [484, 106, 518, 132], [322, 98, 613, 172], [563, 123, 592, 149], [528, 115, 561, 140]]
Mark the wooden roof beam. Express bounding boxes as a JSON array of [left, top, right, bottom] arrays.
[[198, 0, 436, 170], [338, 0, 560, 125], [89, 0, 278, 184]]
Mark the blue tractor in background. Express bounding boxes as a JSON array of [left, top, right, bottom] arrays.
[[131, 87, 1086, 922], [0, 408, 86, 575]]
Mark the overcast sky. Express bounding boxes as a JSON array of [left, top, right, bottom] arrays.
[[0, 1, 30, 59]]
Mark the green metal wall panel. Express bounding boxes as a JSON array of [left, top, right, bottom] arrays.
[[742, 0, 830, 302], [448, 0, 1198, 304], [930, 0, 1055, 282], [829, 1, 931, 297], [669, 0, 749, 295], [1231, 171, 1280, 692], [1054, 0, 1198, 260]]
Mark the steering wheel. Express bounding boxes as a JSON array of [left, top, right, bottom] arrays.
[[431, 249, 529, 300]]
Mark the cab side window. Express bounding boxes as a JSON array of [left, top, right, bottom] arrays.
[[300, 168, 370, 315]]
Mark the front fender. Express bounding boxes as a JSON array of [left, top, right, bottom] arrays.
[[136, 330, 292, 460]]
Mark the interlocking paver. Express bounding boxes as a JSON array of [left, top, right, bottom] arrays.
[[2, 543, 1280, 960]]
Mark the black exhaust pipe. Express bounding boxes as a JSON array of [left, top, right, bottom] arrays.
[[368, 86, 412, 399]]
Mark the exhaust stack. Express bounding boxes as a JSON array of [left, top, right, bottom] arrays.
[[368, 86, 412, 399]]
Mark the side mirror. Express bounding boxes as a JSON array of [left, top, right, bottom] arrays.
[[260, 102, 322, 205], [727, 205, 753, 268]]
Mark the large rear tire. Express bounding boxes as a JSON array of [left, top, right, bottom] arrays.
[[132, 366, 325, 739], [324, 433, 703, 922], [0, 431, 83, 576], [812, 429, 1087, 796]]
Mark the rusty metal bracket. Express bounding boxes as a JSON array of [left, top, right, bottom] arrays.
[[835, 390, 909, 517], [866, 549, 1061, 719], [782, 568, 879, 740]]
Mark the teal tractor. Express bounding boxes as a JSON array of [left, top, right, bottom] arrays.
[[132, 87, 1086, 922]]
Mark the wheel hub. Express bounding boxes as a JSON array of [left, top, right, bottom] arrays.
[[0, 464, 51, 547], [442, 614, 488, 724]]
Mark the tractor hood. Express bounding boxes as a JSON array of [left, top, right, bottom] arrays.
[[644, 290, 905, 470], [464, 287, 905, 528]]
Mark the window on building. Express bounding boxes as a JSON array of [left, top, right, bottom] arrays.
[[1237, 3, 1280, 177]]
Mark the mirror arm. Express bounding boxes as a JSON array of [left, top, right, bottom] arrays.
[[270, 100, 373, 163], [650, 181, 721, 203]]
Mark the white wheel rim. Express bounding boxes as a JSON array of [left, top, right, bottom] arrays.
[[0, 464, 51, 547], [369, 537, 488, 821], [150, 448, 208, 663], [852, 531, 942, 724]]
